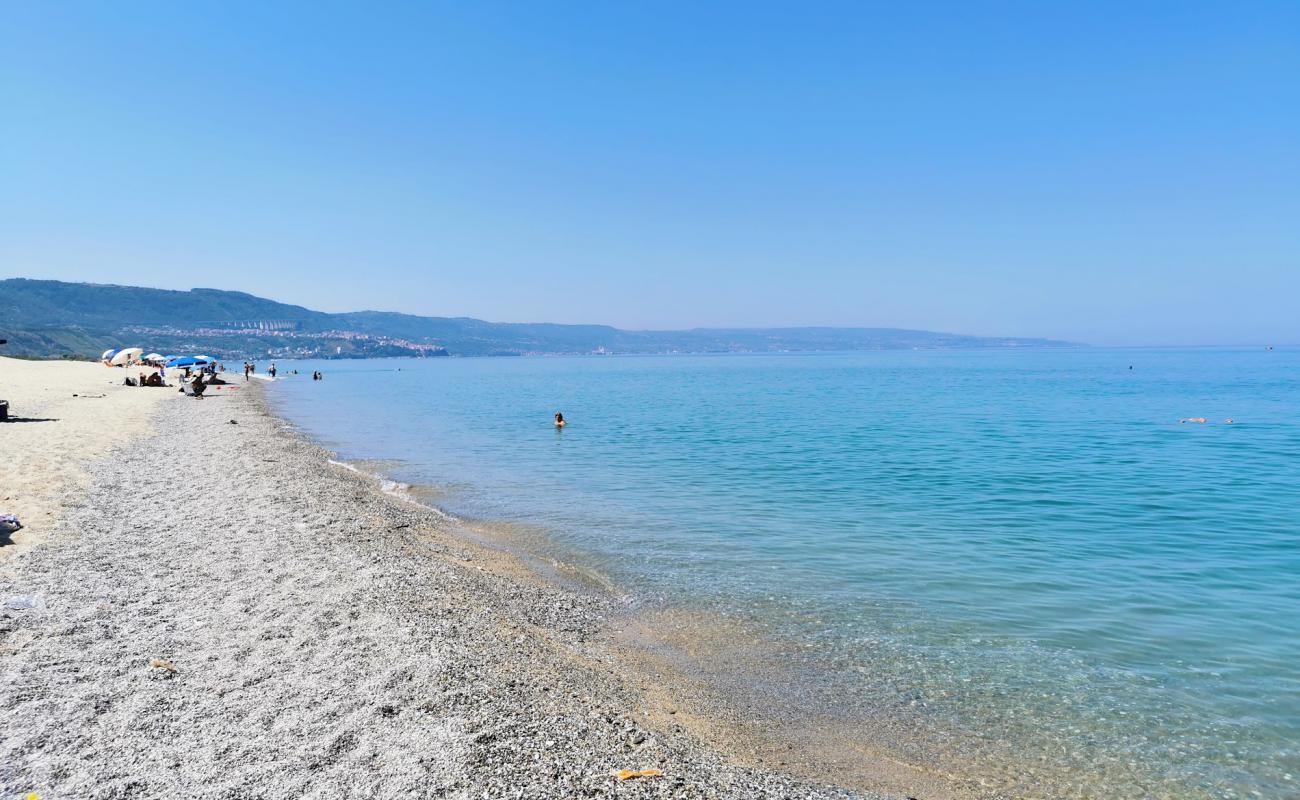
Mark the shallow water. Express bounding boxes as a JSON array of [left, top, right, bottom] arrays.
[[269, 349, 1300, 798]]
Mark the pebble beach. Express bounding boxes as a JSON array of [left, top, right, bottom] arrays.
[[0, 359, 899, 799]]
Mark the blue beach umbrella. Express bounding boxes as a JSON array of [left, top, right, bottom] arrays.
[[165, 355, 211, 368]]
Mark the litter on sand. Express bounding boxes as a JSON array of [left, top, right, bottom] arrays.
[[4, 595, 44, 611], [614, 768, 664, 781], [149, 658, 178, 672]]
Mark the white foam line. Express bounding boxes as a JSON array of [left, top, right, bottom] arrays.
[[327, 459, 456, 521]]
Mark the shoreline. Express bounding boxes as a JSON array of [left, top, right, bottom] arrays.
[[0, 363, 886, 797], [258, 362, 1245, 800], [261, 381, 1036, 800], [266, 384, 977, 799]]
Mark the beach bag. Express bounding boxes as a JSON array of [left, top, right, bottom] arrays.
[[0, 514, 21, 533]]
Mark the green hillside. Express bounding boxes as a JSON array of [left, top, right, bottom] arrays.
[[0, 278, 1077, 359]]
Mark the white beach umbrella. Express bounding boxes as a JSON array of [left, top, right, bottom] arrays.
[[102, 349, 119, 363], [110, 347, 144, 366], [142, 353, 164, 362]]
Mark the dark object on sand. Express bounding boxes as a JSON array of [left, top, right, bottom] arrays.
[[0, 400, 8, 422]]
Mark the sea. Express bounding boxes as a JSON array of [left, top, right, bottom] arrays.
[[267, 347, 1299, 799]]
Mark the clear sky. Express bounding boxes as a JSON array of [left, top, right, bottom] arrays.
[[2, 2, 1297, 345]]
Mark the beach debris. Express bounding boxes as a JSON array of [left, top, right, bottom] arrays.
[[149, 658, 178, 673], [614, 768, 663, 781], [228, 419, 238, 425], [4, 595, 44, 611]]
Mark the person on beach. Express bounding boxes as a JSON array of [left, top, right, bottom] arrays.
[[554, 412, 565, 428], [190, 373, 207, 399], [269, 363, 277, 378]]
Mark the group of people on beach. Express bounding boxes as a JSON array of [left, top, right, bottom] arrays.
[[185, 362, 226, 399], [242, 361, 274, 379], [133, 370, 166, 387]]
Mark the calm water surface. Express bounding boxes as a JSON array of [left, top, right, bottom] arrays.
[[269, 348, 1299, 798]]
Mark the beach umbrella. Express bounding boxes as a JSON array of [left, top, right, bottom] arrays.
[[142, 353, 164, 362], [101, 349, 120, 363], [110, 347, 144, 366], [165, 355, 211, 368]]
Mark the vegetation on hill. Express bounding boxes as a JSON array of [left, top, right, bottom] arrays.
[[0, 278, 1076, 359]]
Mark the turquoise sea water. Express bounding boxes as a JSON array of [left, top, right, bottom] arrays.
[[269, 348, 1299, 798]]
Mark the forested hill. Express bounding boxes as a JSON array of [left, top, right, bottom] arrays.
[[0, 278, 1077, 359]]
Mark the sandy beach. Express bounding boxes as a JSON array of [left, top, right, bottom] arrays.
[[0, 358, 172, 561], [0, 358, 901, 798]]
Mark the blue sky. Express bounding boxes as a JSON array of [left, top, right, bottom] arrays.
[[2, 2, 1297, 345]]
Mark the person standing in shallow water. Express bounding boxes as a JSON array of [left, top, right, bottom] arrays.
[[554, 412, 565, 428]]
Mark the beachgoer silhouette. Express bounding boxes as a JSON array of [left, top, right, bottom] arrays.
[[554, 412, 565, 428]]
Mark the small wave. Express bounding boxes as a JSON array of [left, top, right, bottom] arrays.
[[327, 459, 456, 521]]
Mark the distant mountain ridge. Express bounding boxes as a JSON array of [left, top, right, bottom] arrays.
[[0, 278, 1077, 359]]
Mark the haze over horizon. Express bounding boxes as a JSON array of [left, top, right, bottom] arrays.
[[3, 2, 1297, 346]]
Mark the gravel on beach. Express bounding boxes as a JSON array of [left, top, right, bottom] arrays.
[[0, 380, 879, 799]]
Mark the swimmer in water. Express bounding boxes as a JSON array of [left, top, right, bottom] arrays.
[[554, 412, 566, 428], [1180, 417, 1208, 424]]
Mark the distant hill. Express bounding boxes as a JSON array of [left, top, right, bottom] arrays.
[[0, 278, 1077, 359]]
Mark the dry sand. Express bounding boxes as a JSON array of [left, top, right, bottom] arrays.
[[0, 357, 173, 560], [0, 363, 891, 798]]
